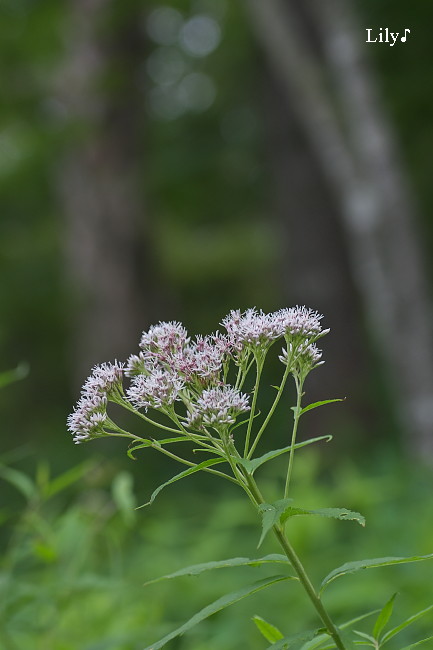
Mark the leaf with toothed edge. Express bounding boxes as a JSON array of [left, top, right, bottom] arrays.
[[144, 554, 293, 585]]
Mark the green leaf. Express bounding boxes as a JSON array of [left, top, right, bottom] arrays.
[[320, 553, 433, 593], [253, 615, 284, 643], [381, 603, 433, 644], [127, 437, 191, 459], [299, 610, 380, 649], [399, 636, 433, 649], [373, 592, 397, 640], [143, 575, 291, 650], [138, 458, 226, 508], [238, 436, 332, 474], [354, 630, 376, 644], [266, 630, 318, 649], [0, 362, 29, 388], [144, 554, 292, 585], [0, 464, 35, 500], [258, 500, 364, 548], [258, 499, 293, 548], [298, 399, 344, 417], [281, 507, 365, 528]]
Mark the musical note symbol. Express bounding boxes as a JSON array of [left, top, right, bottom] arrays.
[[401, 29, 410, 43]]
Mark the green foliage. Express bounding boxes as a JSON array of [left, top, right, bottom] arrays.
[[320, 555, 433, 593], [253, 615, 284, 643]]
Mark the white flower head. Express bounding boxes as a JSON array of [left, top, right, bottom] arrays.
[[140, 321, 189, 360], [186, 385, 250, 430], [221, 308, 282, 353], [272, 306, 328, 340], [81, 361, 124, 399], [172, 332, 232, 385], [126, 367, 185, 411], [67, 393, 108, 444]]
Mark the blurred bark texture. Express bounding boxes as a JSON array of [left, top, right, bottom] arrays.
[[58, 0, 151, 386], [247, 0, 433, 456]]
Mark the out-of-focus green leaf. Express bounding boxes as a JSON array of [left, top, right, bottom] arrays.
[[143, 575, 291, 650], [145, 554, 292, 585], [266, 629, 318, 649], [320, 554, 433, 592], [372, 592, 397, 640], [0, 362, 29, 388], [0, 463, 35, 500], [399, 636, 433, 649], [381, 603, 433, 644], [253, 615, 284, 643], [112, 471, 136, 525]]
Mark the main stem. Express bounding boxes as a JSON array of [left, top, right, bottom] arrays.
[[245, 475, 346, 650]]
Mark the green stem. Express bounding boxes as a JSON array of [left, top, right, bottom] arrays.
[[248, 360, 292, 458], [245, 475, 346, 650], [244, 355, 264, 456], [284, 376, 304, 499]]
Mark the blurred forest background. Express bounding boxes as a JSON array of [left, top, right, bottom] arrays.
[[2, 1, 433, 649]]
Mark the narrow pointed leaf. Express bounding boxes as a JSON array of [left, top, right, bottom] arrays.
[[253, 615, 284, 643], [239, 436, 332, 474], [281, 507, 365, 527], [399, 636, 433, 649], [266, 630, 321, 649], [381, 603, 433, 644], [144, 554, 292, 585], [320, 554, 433, 592], [258, 499, 293, 548], [138, 458, 226, 508], [299, 399, 344, 417], [354, 630, 376, 643], [127, 437, 192, 460], [373, 593, 397, 640], [144, 575, 291, 650], [299, 610, 380, 650]]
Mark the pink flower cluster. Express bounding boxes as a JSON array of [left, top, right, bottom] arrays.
[[186, 386, 250, 430], [68, 306, 329, 443], [67, 362, 123, 443]]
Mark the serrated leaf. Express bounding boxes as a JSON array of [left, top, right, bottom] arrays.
[[253, 615, 284, 643], [281, 507, 365, 528], [320, 553, 433, 593], [373, 592, 397, 640], [127, 437, 191, 460], [138, 458, 226, 508], [381, 603, 433, 644], [258, 499, 293, 548], [266, 630, 318, 649], [239, 436, 332, 474], [0, 464, 35, 500], [144, 554, 292, 585], [143, 575, 291, 650], [299, 399, 344, 416]]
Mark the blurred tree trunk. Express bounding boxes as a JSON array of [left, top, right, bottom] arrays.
[[58, 0, 153, 385], [247, 0, 433, 456]]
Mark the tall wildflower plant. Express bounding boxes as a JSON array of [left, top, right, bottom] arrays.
[[68, 307, 433, 649]]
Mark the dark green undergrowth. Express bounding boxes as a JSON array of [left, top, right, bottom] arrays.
[[1, 448, 432, 650]]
